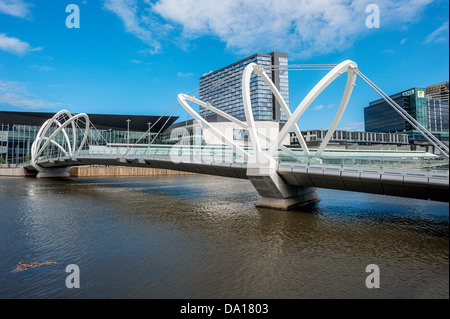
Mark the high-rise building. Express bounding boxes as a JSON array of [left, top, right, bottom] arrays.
[[426, 82, 449, 102], [199, 52, 289, 122], [426, 82, 449, 133], [364, 85, 448, 144], [364, 87, 428, 133], [427, 99, 449, 132]]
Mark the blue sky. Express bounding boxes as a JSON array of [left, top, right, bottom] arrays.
[[0, 0, 448, 131]]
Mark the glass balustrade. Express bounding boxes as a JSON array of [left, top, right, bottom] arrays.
[[33, 144, 449, 173]]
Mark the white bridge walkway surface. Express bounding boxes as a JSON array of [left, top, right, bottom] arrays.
[[26, 60, 449, 209]]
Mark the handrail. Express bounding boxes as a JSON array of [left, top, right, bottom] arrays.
[[34, 145, 449, 172]]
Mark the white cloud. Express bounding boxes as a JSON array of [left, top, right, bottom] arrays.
[[311, 104, 324, 111], [103, 0, 434, 58], [177, 71, 194, 78], [424, 21, 449, 44], [381, 49, 395, 54], [138, 48, 160, 55], [104, 0, 172, 53], [152, 0, 434, 58], [32, 65, 54, 71], [0, 80, 27, 94], [0, 33, 42, 56], [48, 84, 63, 88], [0, 80, 62, 110], [311, 104, 333, 111], [0, 0, 32, 18]]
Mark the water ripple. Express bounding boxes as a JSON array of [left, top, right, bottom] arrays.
[[0, 176, 448, 298]]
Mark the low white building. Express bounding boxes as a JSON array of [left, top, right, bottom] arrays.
[[290, 129, 409, 146], [164, 119, 290, 148]]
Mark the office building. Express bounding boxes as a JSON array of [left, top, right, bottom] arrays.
[[426, 82, 449, 102], [0, 111, 177, 165], [364, 85, 449, 144], [364, 87, 428, 133], [426, 82, 449, 133], [427, 99, 449, 132], [199, 52, 289, 122]]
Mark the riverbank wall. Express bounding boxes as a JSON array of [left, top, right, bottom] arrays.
[[0, 166, 198, 177], [0, 167, 37, 177], [68, 166, 197, 177]]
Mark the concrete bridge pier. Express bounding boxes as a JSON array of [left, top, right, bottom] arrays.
[[35, 167, 72, 178], [246, 154, 320, 210]]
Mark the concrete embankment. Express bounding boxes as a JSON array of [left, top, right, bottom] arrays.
[[0, 167, 37, 177], [68, 166, 197, 177], [0, 166, 198, 178]]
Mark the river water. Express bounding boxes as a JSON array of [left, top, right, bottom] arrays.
[[0, 175, 448, 299]]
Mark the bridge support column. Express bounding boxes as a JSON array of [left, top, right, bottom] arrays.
[[36, 167, 72, 178], [247, 155, 320, 210]]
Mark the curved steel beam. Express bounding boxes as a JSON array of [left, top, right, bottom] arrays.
[[177, 94, 250, 160], [31, 111, 90, 170], [276, 60, 358, 156], [242, 63, 262, 154], [244, 63, 310, 155], [316, 65, 358, 155], [180, 94, 298, 158]]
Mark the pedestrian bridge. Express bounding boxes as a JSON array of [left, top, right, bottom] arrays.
[[26, 144, 449, 209], [26, 60, 449, 209]]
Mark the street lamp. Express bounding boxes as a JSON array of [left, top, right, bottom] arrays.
[[148, 122, 152, 146], [11, 125, 15, 165], [126, 119, 131, 148], [109, 128, 112, 146]]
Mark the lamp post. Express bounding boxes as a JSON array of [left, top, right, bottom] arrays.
[[11, 125, 15, 165], [148, 122, 152, 146], [109, 128, 112, 146], [126, 119, 131, 148]]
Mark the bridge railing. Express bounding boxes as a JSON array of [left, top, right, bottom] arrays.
[[276, 150, 449, 171], [35, 144, 449, 172], [36, 144, 250, 164]]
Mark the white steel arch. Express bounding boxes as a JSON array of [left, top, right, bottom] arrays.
[[243, 63, 310, 155], [272, 60, 358, 156], [31, 110, 90, 171], [177, 94, 298, 159], [177, 94, 250, 160], [178, 60, 358, 163]]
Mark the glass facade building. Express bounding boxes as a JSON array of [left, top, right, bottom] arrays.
[[364, 85, 449, 143], [427, 99, 449, 132], [426, 82, 449, 102], [364, 87, 428, 133], [0, 124, 40, 165], [0, 111, 178, 165], [199, 52, 288, 122]]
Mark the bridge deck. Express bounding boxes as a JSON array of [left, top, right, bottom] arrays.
[[29, 147, 449, 203]]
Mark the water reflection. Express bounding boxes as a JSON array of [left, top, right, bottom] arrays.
[[0, 175, 448, 298]]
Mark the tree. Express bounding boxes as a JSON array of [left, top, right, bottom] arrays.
[[0, 156, 5, 165], [25, 154, 31, 162]]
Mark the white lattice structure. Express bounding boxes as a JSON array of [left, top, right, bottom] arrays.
[[31, 110, 90, 172]]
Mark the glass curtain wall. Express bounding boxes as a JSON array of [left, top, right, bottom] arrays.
[[0, 124, 155, 165]]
